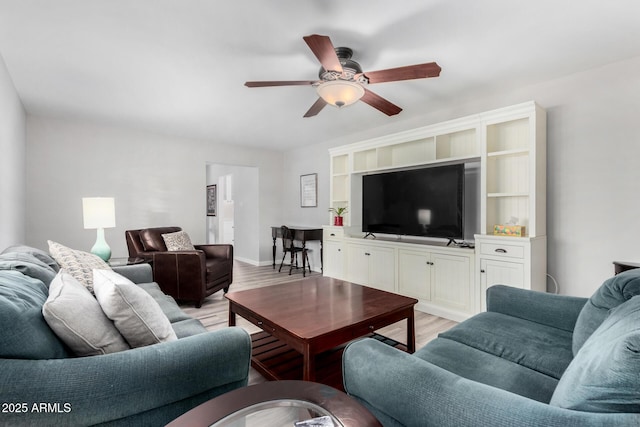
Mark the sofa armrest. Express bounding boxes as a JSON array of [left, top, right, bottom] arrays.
[[0, 327, 251, 426], [195, 244, 233, 260], [112, 263, 153, 284], [486, 285, 587, 332], [343, 338, 640, 427]]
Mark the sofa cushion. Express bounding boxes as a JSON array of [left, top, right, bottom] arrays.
[[93, 269, 178, 347], [172, 318, 208, 338], [43, 271, 130, 356], [162, 230, 195, 251], [48, 240, 111, 293], [0, 270, 69, 359], [137, 281, 193, 323], [572, 269, 640, 355], [438, 311, 573, 379], [415, 337, 559, 403], [139, 227, 181, 252], [0, 252, 57, 287], [1, 244, 60, 272], [551, 295, 640, 413]]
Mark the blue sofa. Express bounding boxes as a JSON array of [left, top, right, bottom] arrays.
[[343, 270, 640, 426], [0, 245, 251, 426]]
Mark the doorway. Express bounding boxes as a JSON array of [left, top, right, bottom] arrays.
[[206, 163, 259, 264]]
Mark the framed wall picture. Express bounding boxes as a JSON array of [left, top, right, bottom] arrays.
[[300, 173, 317, 207], [207, 184, 217, 216]]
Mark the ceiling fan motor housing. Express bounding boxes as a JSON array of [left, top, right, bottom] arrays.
[[319, 47, 368, 84]]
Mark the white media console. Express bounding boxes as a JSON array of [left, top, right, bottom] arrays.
[[323, 101, 547, 321]]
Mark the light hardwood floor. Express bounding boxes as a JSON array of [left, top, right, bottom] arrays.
[[180, 261, 458, 384]]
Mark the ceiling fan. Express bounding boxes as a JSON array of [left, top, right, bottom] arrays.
[[244, 34, 441, 118]]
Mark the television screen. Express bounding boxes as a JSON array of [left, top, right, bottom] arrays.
[[362, 164, 464, 239]]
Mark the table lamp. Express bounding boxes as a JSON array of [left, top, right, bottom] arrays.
[[82, 197, 116, 261]]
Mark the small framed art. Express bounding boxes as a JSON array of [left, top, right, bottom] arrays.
[[206, 184, 217, 216], [300, 173, 317, 207]]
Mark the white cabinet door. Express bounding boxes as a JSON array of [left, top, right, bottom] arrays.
[[368, 246, 396, 292], [479, 258, 525, 310], [346, 243, 395, 292], [346, 244, 370, 286], [323, 240, 345, 280], [432, 253, 472, 313], [398, 250, 431, 300]]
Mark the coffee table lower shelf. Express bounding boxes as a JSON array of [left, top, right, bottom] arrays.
[[250, 331, 407, 391]]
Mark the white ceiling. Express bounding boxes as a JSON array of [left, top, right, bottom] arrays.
[[1, 0, 640, 150]]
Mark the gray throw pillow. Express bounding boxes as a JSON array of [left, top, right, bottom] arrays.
[[42, 271, 130, 356], [0, 252, 57, 287], [1, 245, 60, 272], [550, 295, 640, 413], [162, 230, 195, 251], [48, 240, 111, 293], [93, 269, 177, 348]]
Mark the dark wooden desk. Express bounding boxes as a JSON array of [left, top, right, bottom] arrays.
[[271, 226, 323, 276]]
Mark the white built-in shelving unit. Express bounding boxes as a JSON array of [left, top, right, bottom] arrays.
[[325, 101, 547, 321]]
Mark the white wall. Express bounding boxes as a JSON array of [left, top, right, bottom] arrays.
[[25, 116, 283, 263], [284, 55, 640, 298], [0, 53, 26, 250]]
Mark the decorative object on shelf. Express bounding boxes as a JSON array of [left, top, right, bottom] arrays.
[[300, 173, 318, 207], [493, 225, 526, 237], [329, 206, 348, 226], [494, 218, 525, 237], [82, 197, 116, 262], [244, 34, 441, 117], [206, 184, 217, 216]]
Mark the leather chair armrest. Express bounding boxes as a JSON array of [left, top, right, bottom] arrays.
[[195, 244, 233, 260], [151, 251, 207, 299]]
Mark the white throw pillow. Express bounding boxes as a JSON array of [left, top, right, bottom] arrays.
[[161, 230, 195, 251], [48, 240, 111, 293], [93, 269, 177, 348], [42, 271, 130, 356]]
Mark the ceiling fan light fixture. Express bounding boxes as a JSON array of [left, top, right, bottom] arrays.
[[316, 80, 365, 108]]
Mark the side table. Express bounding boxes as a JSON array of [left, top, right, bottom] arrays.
[[108, 257, 148, 267], [167, 380, 382, 427], [613, 261, 640, 275]]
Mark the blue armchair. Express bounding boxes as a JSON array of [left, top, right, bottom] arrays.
[[343, 270, 640, 426]]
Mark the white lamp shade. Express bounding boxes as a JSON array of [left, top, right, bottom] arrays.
[[417, 209, 432, 225], [316, 80, 365, 108], [82, 197, 116, 229]]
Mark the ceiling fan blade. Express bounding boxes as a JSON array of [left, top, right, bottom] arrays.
[[303, 34, 343, 73], [245, 80, 317, 87], [361, 89, 402, 116], [303, 98, 327, 118], [361, 62, 441, 84]]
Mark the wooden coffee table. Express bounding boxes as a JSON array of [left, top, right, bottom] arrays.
[[226, 276, 418, 389]]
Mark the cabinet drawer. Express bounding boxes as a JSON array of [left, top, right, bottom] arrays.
[[479, 242, 524, 259], [323, 227, 344, 240]]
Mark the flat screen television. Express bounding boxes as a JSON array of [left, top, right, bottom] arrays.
[[362, 164, 464, 239]]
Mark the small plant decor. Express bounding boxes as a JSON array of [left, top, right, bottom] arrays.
[[328, 206, 348, 226], [328, 206, 348, 217]]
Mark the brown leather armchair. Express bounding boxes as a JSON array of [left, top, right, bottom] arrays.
[[125, 227, 233, 308]]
